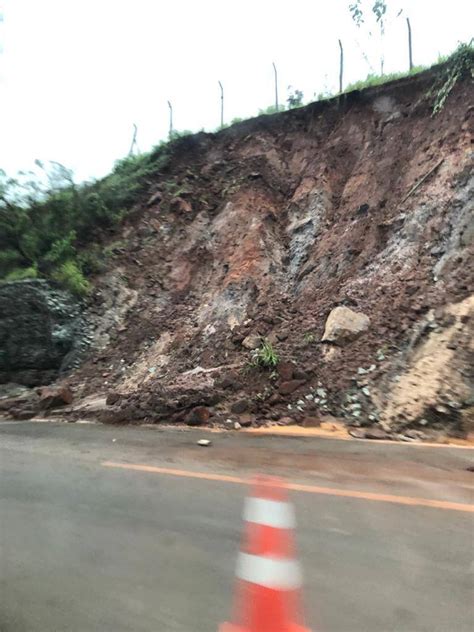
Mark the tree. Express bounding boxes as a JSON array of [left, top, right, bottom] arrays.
[[349, 1, 403, 75], [287, 86, 304, 109]]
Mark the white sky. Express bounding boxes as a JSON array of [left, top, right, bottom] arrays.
[[0, 0, 472, 182]]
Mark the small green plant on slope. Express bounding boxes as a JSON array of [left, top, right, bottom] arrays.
[[303, 332, 316, 345], [250, 339, 280, 369]]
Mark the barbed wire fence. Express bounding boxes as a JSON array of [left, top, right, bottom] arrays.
[[164, 17, 415, 136]]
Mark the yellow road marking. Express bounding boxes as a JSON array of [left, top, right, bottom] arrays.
[[102, 461, 474, 513]]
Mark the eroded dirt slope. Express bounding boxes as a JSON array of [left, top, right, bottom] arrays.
[[63, 68, 474, 439]]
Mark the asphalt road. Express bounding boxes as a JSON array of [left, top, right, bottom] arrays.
[[0, 421, 473, 632]]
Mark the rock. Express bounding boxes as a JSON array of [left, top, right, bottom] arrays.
[[0, 280, 85, 386], [0, 389, 39, 412], [277, 416, 296, 426], [38, 385, 73, 409], [231, 399, 249, 414], [242, 334, 261, 350], [238, 416, 253, 427], [0, 383, 32, 400], [293, 368, 309, 381], [10, 408, 37, 420], [364, 428, 389, 440], [278, 380, 306, 395], [277, 361, 295, 381], [322, 306, 370, 345], [170, 197, 192, 214], [348, 428, 366, 439], [147, 190, 162, 206], [234, 421, 242, 430], [266, 331, 279, 345], [185, 406, 210, 426], [302, 416, 321, 427], [217, 372, 241, 390], [403, 429, 427, 441], [197, 439, 211, 447], [106, 392, 121, 406]]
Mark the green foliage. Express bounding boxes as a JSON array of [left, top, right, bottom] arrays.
[[431, 41, 474, 115], [44, 231, 77, 265], [344, 65, 425, 92], [3, 266, 38, 282], [77, 244, 108, 276], [287, 87, 304, 109], [168, 129, 194, 141], [348, 1, 403, 75], [0, 147, 169, 292], [349, 1, 390, 30], [349, 0, 364, 26], [0, 248, 24, 276], [258, 104, 287, 116], [251, 339, 280, 369], [314, 90, 333, 102], [51, 260, 91, 297]]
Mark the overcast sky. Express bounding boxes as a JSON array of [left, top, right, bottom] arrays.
[[0, 0, 472, 182]]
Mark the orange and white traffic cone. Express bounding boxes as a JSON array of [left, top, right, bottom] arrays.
[[219, 475, 312, 632]]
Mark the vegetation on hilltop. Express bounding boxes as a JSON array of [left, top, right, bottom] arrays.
[[0, 148, 169, 295]]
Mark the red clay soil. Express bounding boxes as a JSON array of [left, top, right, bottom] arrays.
[[66, 66, 474, 439]]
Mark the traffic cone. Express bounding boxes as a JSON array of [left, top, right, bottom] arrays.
[[219, 475, 312, 632]]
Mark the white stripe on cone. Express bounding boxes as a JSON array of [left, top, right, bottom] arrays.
[[236, 553, 302, 590], [243, 497, 296, 529]]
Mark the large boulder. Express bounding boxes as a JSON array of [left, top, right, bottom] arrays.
[[38, 385, 74, 409], [322, 306, 370, 345], [185, 406, 210, 426], [0, 280, 88, 386]]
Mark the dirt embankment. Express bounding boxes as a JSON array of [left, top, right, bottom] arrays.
[[5, 66, 474, 441]]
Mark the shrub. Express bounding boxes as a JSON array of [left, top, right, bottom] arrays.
[[431, 41, 474, 115], [0, 146, 170, 292], [0, 248, 24, 276], [287, 87, 304, 109], [51, 260, 91, 297], [258, 104, 286, 116], [3, 266, 38, 282]]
